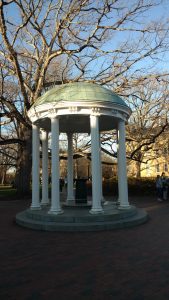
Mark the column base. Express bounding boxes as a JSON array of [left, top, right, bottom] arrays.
[[30, 205, 41, 210], [48, 208, 64, 215], [67, 197, 75, 201], [66, 199, 75, 205], [117, 198, 120, 205], [118, 204, 130, 210], [89, 208, 104, 214], [41, 200, 50, 206], [101, 197, 105, 204]]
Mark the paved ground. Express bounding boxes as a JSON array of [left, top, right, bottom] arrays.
[[0, 196, 169, 300]]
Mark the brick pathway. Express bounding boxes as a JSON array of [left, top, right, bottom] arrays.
[[0, 196, 169, 300]]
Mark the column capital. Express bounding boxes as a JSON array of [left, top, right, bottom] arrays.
[[118, 115, 127, 123], [32, 123, 39, 129], [90, 108, 100, 116], [50, 114, 60, 120]]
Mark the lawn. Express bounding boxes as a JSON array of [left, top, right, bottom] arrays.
[[0, 185, 18, 200]]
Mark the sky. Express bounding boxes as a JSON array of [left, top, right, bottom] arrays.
[[2, 0, 169, 76], [146, 0, 169, 19]]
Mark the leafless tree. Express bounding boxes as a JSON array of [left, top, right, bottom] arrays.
[[126, 78, 169, 177], [100, 77, 169, 177], [0, 119, 18, 184], [0, 0, 169, 192]]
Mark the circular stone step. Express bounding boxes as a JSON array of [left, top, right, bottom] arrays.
[[15, 203, 149, 232]]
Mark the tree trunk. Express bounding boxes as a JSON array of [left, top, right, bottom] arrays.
[[15, 125, 32, 195], [1, 169, 6, 185], [136, 161, 141, 178]]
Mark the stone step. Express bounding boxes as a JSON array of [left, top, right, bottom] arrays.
[[15, 207, 149, 232], [24, 205, 137, 223]]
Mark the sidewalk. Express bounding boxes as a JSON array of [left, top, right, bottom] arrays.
[[0, 196, 169, 300]]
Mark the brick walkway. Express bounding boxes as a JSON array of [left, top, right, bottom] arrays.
[[0, 196, 169, 300]]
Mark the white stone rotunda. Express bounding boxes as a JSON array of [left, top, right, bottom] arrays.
[[16, 82, 148, 231]]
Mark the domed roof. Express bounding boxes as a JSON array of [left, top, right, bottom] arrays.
[[34, 82, 128, 108]]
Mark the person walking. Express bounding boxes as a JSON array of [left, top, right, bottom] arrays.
[[156, 175, 163, 202], [161, 172, 168, 201]]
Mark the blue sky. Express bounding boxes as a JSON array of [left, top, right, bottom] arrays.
[[146, 0, 169, 19], [2, 1, 169, 76]]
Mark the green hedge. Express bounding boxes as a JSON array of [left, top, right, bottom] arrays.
[[87, 177, 156, 196], [0, 178, 156, 200]]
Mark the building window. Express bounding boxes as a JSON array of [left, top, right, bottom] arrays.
[[146, 165, 150, 176], [156, 164, 160, 173], [163, 148, 168, 156], [164, 163, 168, 172]]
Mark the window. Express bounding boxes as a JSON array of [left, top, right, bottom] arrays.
[[146, 165, 150, 176], [164, 163, 168, 172], [163, 148, 168, 155], [156, 164, 160, 173]]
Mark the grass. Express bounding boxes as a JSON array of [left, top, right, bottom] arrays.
[[0, 185, 18, 200], [0, 184, 50, 200]]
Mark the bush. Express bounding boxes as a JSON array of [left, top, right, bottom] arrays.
[[87, 177, 156, 196], [127, 177, 156, 196]]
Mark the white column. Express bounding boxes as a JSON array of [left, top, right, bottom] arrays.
[[90, 115, 103, 214], [118, 119, 130, 209], [31, 124, 41, 210], [41, 131, 49, 205], [49, 116, 63, 214], [116, 129, 120, 205], [100, 149, 104, 203], [67, 133, 75, 203]]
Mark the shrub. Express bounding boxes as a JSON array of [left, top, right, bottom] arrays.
[[87, 177, 156, 196]]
